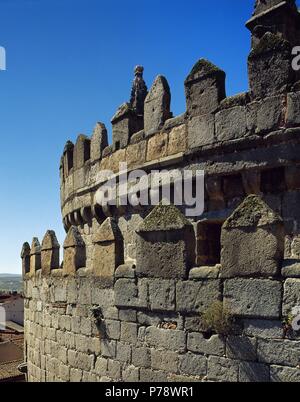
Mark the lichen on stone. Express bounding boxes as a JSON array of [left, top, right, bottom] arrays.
[[223, 194, 283, 229]]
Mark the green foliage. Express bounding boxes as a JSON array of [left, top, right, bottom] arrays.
[[282, 311, 300, 339], [201, 301, 235, 336]]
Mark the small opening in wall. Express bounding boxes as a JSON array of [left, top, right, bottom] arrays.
[[94, 205, 105, 224], [115, 141, 120, 151], [84, 139, 91, 162], [196, 221, 223, 266], [67, 149, 73, 172], [25, 256, 30, 274]]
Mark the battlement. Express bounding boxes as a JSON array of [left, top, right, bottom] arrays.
[[59, 1, 300, 234], [21, 1, 300, 383]]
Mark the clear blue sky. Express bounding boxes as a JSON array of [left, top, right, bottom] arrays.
[[0, 0, 296, 274]]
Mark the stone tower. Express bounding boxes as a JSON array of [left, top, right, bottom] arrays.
[[21, 1, 300, 383]]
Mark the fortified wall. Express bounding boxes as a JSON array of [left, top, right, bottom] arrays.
[[21, 1, 300, 382]]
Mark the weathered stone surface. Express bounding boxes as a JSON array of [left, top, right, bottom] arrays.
[[144, 75, 171, 136], [145, 327, 186, 353], [178, 353, 207, 377], [140, 368, 168, 383], [167, 374, 201, 382], [189, 265, 220, 280], [21, 242, 31, 277], [126, 141, 146, 169], [100, 339, 116, 358], [111, 102, 143, 151], [185, 59, 226, 117], [78, 279, 92, 305], [122, 365, 139, 382], [248, 32, 292, 99], [41, 231, 60, 274], [53, 283, 67, 303], [146, 132, 168, 161], [226, 336, 257, 361], [30, 238, 41, 273], [220, 92, 249, 109], [148, 279, 175, 312], [120, 322, 138, 344], [107, 359, 121, 380], [74, 134, 90, 170], [243, 319, 284, 339], [116, 342, 131, 363], [270, 365, 300, 382], [68, 351, 94, 372], [166, 124, 187, 156], [282, 260, 300, 278], [283, 278, 300, 316], [187, 114, 215, 148], [287, 92, 300, 127], [136, 204, 195, 279], [221, 195, 284, 278], [239, 362, 270, 383], [114, 278, 147, 309], [223, 279, 282, 318], [258, 339, 300, 366], [207, 356, 239, 382], [91, 122, 108, 162], [176, 280, 221, 314], [215, 106, 247, 142], [92, 218, 123, 284], [185, 317, 206, 333], [132, 347, 151, 368], [136, 312, 161, 327], [251, 0, 293, 15], [70, 368, 83, 382], [247, 96, 284, 134], [103, 320, 120, 340], [151, 349, 178, 372], [62, 140, 74, 178], [187, 333, 225, 356], [63, 227, 85, 274], [115, 264, 136, 279], [163, 113, 185, 130], [130, 129, 144, 144]]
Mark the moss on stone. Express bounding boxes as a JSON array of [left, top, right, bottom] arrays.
[[138, 203, 191, 232], [186, 59, 224, 82], [223, 195, 282, 229]]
